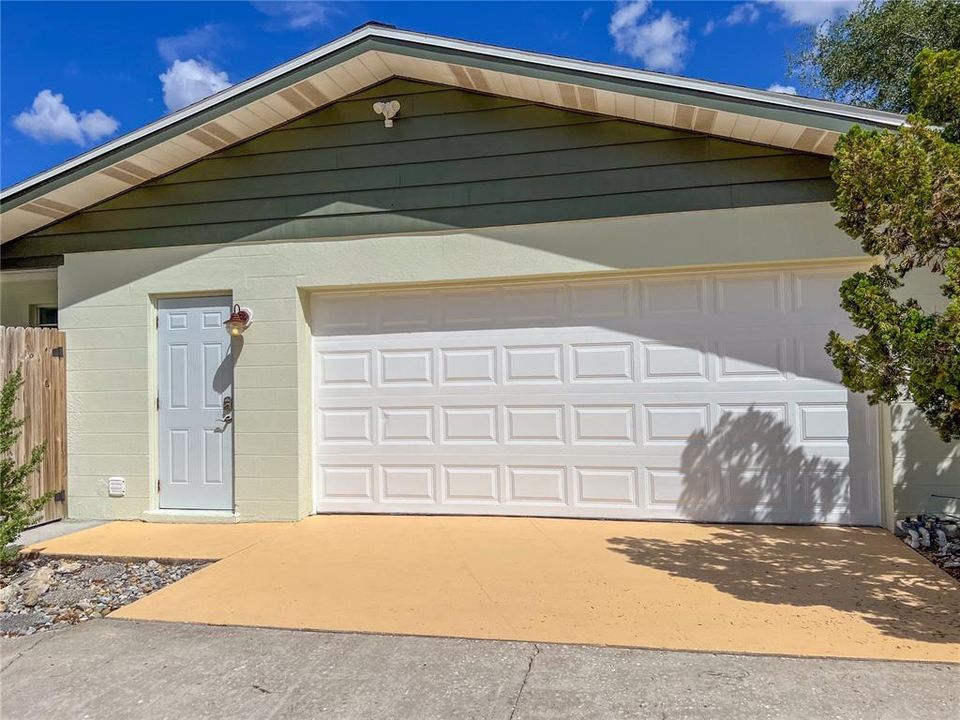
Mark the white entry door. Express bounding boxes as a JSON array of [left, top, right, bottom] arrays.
[[158, 296, 234, 510], [311, 267, 881, 525]]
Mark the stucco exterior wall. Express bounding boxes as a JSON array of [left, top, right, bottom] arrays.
[[58, 203, 868, 521], [1, 271, 57, 327], [890, 269, 959, 516]]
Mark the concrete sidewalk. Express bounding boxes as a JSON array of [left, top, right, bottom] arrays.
[[24, 520, 293, 560], [2, 620, 957, 720]]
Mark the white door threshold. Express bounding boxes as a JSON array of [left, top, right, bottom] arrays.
[[141, 509, 240, 524]]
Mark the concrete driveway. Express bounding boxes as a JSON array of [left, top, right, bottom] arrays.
[[2, 619, 958, 720], [29, 515, 960, 662]]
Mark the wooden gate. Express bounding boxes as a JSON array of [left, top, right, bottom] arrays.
[[0, 327, 67, 524]]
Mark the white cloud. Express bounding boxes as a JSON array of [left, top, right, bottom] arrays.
[[760, 0, 858, 25], [159, 59, 231, 112], [252, 1, 330, 29], [609, 0, 691, 73], [12, 90, 119, 146], [157, 24, 226, 64], [767, 83, 798, 94], [705, 2, 759, 35], [726, 3, 761, 25]]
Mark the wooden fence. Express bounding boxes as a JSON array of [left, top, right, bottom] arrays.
[[0, 327, 67, 524]]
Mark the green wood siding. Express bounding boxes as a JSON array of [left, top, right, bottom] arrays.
[[3, 79, 834, 262]]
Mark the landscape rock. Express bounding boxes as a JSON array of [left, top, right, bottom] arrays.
[[43, 587, 87, 606], [32, 566, 55, 584], [80, 563, 124, 582], [0, 584, 21, 605], [0, 612, 48, 635], [1, 557, 208, 637]]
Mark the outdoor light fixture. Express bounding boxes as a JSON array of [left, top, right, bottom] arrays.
[[373, 100, 400, 127], [224, 304, 253, 336]]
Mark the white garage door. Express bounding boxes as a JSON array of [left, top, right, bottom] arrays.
[[311, 266, 881, 524]]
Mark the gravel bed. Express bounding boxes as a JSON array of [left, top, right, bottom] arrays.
[[916, 547, 960, 582], [0, 556, 208, 636]]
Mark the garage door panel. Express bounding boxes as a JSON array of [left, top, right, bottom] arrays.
[[318, 407, 374, 445], [440, 347, 498, 384], [570, 281, 633, 321], [714, 272, 785, 315], [377, 291, 436, 332], [574, 467, 640, 508], [503, 345, 564, 383], [571, 405, 637, 445], [641, 276, 706, 315], [379, 406, 434, 444], [643, 344, 709, 383], [644, 404, 711, 444], [380, 465, 436, 503], [505, 405, 565, 444], [442, 465, 500, 503], [570, 342, 634, 382], [506, 466, 567, 505], [312, 268, 881, 524], [317, 350, 373, 387], [318, 465, 375, 502], [441, 406, 499, 444], [379, 348, 434, 385], [723, 467, 794, 511], [716, 338, 789, 380], [440, 289, 503, 328]]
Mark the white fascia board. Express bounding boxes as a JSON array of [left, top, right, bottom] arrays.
[[373, 26, 906, 127]]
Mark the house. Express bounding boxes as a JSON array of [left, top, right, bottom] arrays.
[[1, 24, 955, 526]]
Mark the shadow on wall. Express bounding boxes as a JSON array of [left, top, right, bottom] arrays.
[[675, 408, 848, 524], [891, 404, 960, 516], [607, 525, 960, 644]]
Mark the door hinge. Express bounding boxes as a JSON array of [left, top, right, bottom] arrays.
[[155, 316, 159, 329], [51, 346, 64, 358], [157, 478, 161, 494], [156, 396, 160, 411], [53, 490, 65, 502]]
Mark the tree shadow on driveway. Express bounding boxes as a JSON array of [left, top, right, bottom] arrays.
[[607, 528, 960, 646], [608, 408, 960, 647]]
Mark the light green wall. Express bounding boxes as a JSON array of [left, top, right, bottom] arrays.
[[889, 269, 959, 517], [59, 204, 865, 521], [0, 272, 57, 327]]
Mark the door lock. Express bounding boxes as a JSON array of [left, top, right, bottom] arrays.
[[221, 395, 233, 424]]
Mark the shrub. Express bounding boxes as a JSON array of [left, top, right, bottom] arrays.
[[0, 366, 50, 563]]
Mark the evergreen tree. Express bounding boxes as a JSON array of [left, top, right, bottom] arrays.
[[0, 366, 50, 562]]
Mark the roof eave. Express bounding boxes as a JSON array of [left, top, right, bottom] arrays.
[[1, 25, 905, 207]]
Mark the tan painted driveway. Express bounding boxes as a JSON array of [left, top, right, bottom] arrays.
[[35, 516, 960, 662]]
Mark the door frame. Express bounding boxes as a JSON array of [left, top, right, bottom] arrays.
[[149, 291, 236, 514]]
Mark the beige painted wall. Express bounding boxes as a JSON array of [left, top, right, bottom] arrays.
[[58, 203, 877, 521], [0, 271, 57, 327]]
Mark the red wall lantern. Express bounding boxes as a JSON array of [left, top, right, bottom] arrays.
[[224, 304, 253, 336]]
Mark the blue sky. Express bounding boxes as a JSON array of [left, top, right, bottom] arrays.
[[1, 1, 858, 188]]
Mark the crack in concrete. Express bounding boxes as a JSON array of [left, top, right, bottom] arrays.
[[1, 630, 55, 673], [508, 643, 540, 720]]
